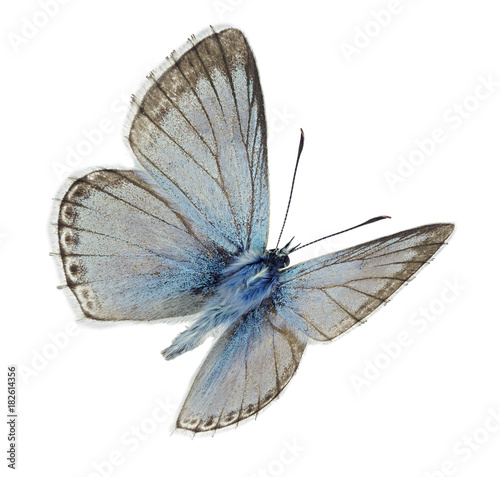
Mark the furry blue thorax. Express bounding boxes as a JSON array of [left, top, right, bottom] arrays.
[[162, 247, 291, 360]]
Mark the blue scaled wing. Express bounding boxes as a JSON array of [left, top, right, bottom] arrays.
[[126, 27, 269, 254], [58, 170, 229, 321], [273, 224, 454, 341], [177, 304, 308, 432], [58, 27, 269, 321]]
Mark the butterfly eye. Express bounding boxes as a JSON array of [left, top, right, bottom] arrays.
[[266, 250, 289, 269], [275, 255, 290, 269]]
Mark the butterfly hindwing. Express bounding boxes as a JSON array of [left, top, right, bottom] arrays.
[[177, 303, 308, 432], [127, 27, 269, 254], [273, 223, 454, 340], [58, 169, 229, 321]]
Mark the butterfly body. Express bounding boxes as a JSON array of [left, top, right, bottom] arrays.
[[56, 26, 454, 432], [163, 245, 291, 360]]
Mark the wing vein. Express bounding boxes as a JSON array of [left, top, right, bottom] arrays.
[[129, 138, 240, 250], [111, 170, 212, 253], [152, 79, 218, 159], [285, 308, 329, 340], [60, 224, 180, 260], [213, 30, 248, 150], [138, 108, 221, 186], [321, 289, 361, 323], [176, 43, 241, 244]]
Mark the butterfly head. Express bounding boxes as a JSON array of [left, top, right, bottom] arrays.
[[266, 238, 299, 269]]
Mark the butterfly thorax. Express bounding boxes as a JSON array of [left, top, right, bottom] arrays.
[[162, 248, 290, 360], [219, 248, 290, 310]]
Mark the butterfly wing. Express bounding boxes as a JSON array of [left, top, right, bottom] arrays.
[[176, 224, 453, 431], [273, 223, 455, 340], [58, 27, 268, 321], [126, 27, 269, 253], [58, 170, 229, 321], [176, 303, 308, 432]]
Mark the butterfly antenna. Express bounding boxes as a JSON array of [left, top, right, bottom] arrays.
[[276, 129, 305, 248], [293, 215, 391, 252]]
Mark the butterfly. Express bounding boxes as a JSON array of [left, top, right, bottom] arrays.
[[56, 26, 454, 433]]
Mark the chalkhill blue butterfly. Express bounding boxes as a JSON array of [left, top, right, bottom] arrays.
[[56, 26, 454, 433]]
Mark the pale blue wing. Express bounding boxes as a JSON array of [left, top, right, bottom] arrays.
[[274, 224, 454, 340], [57, 170, 229, 320], [176, 304, 308, 432], [126, 27, 269, 254]]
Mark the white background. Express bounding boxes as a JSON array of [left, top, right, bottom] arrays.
[[2, 0, 500, 476]]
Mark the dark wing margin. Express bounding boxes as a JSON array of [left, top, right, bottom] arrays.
[[274, 224, 455, 341], [57, 169, 229, 321], [125, 27, 269, 254], [176, 303, 307, 433]]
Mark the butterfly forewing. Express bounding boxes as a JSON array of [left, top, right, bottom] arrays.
[[273, 223, 454, 341], [127, 27, 269, 253]]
